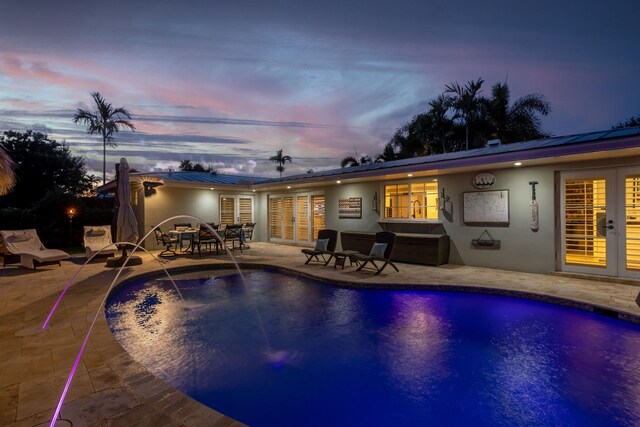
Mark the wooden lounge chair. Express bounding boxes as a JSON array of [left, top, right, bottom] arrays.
[[83, 225, 118, 258], [353, 231, 399, 275], [301, 229, 338, 265], [0, 229, 70, 269]]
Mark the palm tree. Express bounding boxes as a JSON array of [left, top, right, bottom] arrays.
[[73, 92, 135, 184], [269, 149, 292, 178], [0, 142, 16, 195], [485, 82, 551, 143], [445, 78, 485, 150], [340, 154, 372, 168], [426, 94, 456, 154]]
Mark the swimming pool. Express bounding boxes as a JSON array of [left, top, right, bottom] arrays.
[[106, 269, 640, 426]]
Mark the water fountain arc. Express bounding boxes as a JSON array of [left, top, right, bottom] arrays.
[[47, 215, 273, 427]]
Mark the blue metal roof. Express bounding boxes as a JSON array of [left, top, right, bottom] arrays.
[[257, 126, 640, 185], [133, 171, 269, 185], [97, 126, 639, 193]]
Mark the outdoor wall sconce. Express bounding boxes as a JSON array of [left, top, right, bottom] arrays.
[[143, 181, 164, 197], [372, 191, 379, 212], [437, 188, 450, 211]]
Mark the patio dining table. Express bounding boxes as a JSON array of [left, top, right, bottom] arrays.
[[168, 228, 198, 252]]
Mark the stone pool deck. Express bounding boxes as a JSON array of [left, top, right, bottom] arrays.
[[1, 242, 639, 426]]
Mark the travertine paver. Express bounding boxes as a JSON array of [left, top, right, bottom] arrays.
[[0, 242, 639, 426]]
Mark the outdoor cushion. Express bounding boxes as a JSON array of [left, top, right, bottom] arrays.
[[6, 233, 32, 243], [369, 242, 387, 258], [83, 225, 118, 258], [86, 228, 107, 237], [314, 238, 329, 251]]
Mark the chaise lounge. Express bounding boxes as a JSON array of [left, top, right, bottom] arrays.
[[0, 229, 70, 269], [83, 225, 119, 259]]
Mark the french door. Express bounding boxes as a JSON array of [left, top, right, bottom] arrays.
[[220, 194, 254, 225], [560, 167, 640, 278], [269, 193, 325, 244]]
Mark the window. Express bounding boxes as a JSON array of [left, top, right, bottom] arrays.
[[384, 180, 438, 220], [311, 195, 326, 240]]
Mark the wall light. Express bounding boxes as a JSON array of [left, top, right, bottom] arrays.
[[514, 162, 523, 166]]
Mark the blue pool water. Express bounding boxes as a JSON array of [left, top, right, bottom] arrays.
[[105, 269, 640, 426]]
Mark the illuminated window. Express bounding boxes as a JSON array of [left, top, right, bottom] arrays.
[[564, 178, 606, 267], [626, 175, 640, 271], [311, 195, 326, 240], [384, 180, 438, 220]]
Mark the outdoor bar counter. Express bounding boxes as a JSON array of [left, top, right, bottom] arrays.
[[340, 228, 450, 266]]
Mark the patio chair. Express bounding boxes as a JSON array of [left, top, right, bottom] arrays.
[[0, 229, 70, 269], [301, 229, 338, 266], [223, 224, 244, 252], [154, 228, 179, 257], [193, 224, 220, 256], [242, 222, 256, 241], [83, 225, 118, 259], [352, 231, 399, 275]]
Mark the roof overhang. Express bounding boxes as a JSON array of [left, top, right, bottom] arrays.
[[252, 135, 640, 191]]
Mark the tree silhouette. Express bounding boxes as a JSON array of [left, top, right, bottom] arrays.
[[73, 92, 135, 185], [485, 82, 550, 143], [340, 154, 372, 168], [269, 149, 292, 178], [445, 78, 485, 150], [613, 115, 640, 129]]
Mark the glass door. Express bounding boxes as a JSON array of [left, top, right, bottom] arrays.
[[618, 167, 640, 279], [561, 170, 616, 276], [269, 193, 325, 244], [220, 195, 254, 225]]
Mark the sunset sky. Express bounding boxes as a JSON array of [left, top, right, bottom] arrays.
[[1, 0, 639, 179]]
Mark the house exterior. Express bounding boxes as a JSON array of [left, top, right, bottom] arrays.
[[99, 126, 640, 279]]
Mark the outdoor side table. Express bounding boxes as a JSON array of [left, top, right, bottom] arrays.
[[334, 250, 360, 269]]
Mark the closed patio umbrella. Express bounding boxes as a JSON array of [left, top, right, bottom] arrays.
[[108, 157, 142, 266], [0, 143, 16, 196]]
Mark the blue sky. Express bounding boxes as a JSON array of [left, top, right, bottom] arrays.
[[1, 0, 638, 179]]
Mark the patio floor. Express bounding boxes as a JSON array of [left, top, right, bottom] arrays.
[[1, 242, 639, 426]]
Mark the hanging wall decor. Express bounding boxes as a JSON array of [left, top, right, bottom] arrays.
[[472, 172, 497, 189], [529, 181, 539, 232], [338, 197, 362, 219], [463, 190, 509, 225]]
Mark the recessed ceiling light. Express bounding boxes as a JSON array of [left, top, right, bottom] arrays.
[[336, 180, 341, 184], [514, 162, 522, 166], [407, 173, 413, 177], [287, 186, 291, 189], [209, 187, 214, 190], [252, 189, 256, 192]]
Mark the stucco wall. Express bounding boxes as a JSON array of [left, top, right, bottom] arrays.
[[142, 187, 217, 249], [138, 155, 640, 273], [313, 155, 640, 273], [438, 167, 556, 273]]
